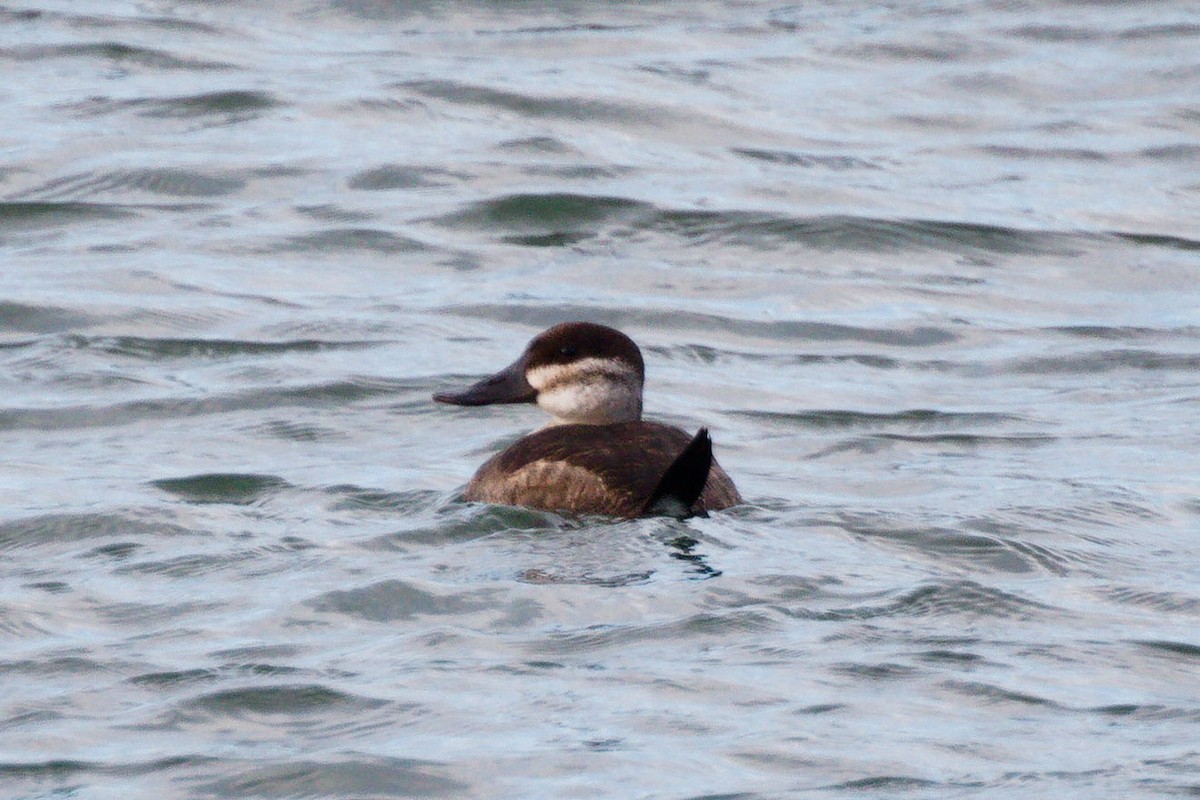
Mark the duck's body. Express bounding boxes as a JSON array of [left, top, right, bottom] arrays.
[[434, 322, 742, 518], [463, 420, 741, 518]]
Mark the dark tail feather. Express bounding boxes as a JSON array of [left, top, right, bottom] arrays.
[[641, 428, 713, 518]]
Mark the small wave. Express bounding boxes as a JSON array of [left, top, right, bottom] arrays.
[[840, 513, 1097, 576], [874, 432, 1054, 450], [428, 190, 1094, 256], [780, 580, 1051, 620], [0, 605, 52, 637], [324, 486, 444, 513], [1007, 349, 1200, 374], [12, 168, 247, 200], [1086, 704, 1200, 721], [430, 192, 652, 245], [537, 609, 777, 654], [999, 24, 1200, 65], [308, 579, 499, 622], [0, 511, 198, 552], [741, 408, 1018, 431], [980, 144, 1108, 162], [181, 684, 388, 717], [1045, 324, 1200, 341], [1098, 586, 1200, 615], [644, 210, 1083, 255], [0, 42, 231, 70], [85, 542, 143, 561], [1131, 639, 1200, 660], [0, 301, 94, 333], [346, 164, 455, 190], [830, 661, 921, 680], [825, 775, 942, 791], [250, 419, 344, 443], [1111, 231, 1200, 252], [0, 655, 114, 677], [191, 756, 467, 798], [337, 96, 429, 116], [942, 679, 1058, 707], [650, 347, 938, 372], [731, 147, 888, 171], [82, 335, 379, 360], [115, 550, 281, 579], [96, 599, 224, 628], [0, 201, 135, 228], [295, 204, 375, 223], [517, 567, 655, 587], [357, 503, 569, 551], [139, 89, 279, 118], [1026, 494, 1166, 531], [5, 4, 223, 34], [275, 228, 431, 254], [1005, 24, 1102, 43], [129, 668, 221, 688], [914, 649, 986, 665], [150, 473, 290, 505], [402, 78, 666, 126], [0, 377, 429, 431], [439, 304, 958, 347], [495, 135, 581, 155], [1119, 22, 1200, 41], [836, 37, 985, 62], [67, 90, 280, 120], [0, 755, 214, 780]]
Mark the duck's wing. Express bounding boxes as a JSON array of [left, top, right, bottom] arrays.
[[641, 428, 713, 518]]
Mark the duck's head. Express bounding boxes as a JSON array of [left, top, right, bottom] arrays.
[[434, 322, 645, 425]]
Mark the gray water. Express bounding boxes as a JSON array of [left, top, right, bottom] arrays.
[[3, 1, 1200, 797]]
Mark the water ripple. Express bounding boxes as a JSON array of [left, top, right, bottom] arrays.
[[12, 169, 248, 200], [441, 304, 958, 346], [65, 90, 281, 120], [181, 684, 386, 717], [275, 228, 431, 254], [0, 201, 136, 227], [308, 580, 501, 622], [0, 42, 232, 70], [1009, 349, 1200, 374], [189, 757, 467, 798], [431, 192, 1088, 255], [536, 609, 778, 654], [0, 755, 215, 780], [0, 378, 430, 431], [779, 580, 1052, 620], [403, 78, 672, 125], [0, 511, 198, 552]]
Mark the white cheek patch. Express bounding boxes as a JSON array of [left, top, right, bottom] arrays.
[[540, 382, 610, 418], [526, 357, 624, 392], [526, 357, 642, 424]]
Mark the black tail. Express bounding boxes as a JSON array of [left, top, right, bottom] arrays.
[[641, 428, 713, 518]]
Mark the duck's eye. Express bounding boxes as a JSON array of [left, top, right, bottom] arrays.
[[560, 345, 578, 358]]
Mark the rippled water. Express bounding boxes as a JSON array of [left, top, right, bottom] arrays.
[[3, 1, 1200, 797]]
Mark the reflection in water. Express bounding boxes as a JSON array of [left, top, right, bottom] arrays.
[[666, 534, 723, 580]]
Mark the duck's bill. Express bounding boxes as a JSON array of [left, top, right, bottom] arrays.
[[433, 358, 536, 406]]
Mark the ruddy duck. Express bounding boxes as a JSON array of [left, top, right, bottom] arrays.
[[434, 322, 742, 518]]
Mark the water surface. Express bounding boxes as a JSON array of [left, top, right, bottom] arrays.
[[2, 1, 1199, 798]]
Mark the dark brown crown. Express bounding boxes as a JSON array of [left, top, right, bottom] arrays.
[[523, 322, 645, 379]]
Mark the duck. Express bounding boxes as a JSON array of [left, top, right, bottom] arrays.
[[433, 321, 742, 518]]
